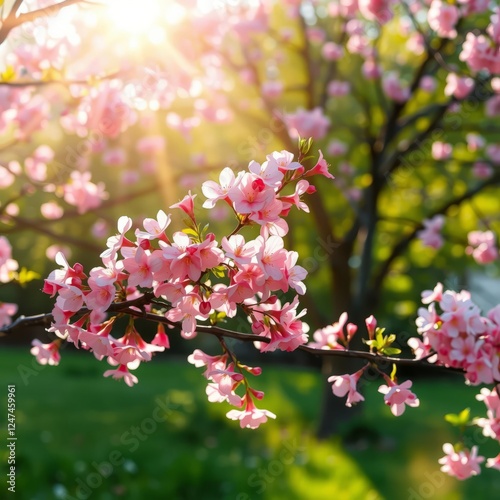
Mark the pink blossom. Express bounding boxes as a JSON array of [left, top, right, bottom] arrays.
[[266, 150, 301, 172], [226, 397, 276, 429], [170, 191, 197, 222], [279, 179, 315, 213], [30, 339, 61, 366], [432, 141, 452, 160], [407, 33, 425, 55], [202, 167, 240, 209], [322, 42, 343, 61], [466, 230, 498, 265], [309, 312, 352, 350], [306, 27, 325, 44], [63, 171, 108, 214], [221, 235, 258, 266], [283, 251, 307, 295], [84, 277, 116, 312], [486, 144, 500, 165], [358, 0, 394, 24], [248, 159, 284, 188], [24, 145, 54, 182], [285, 107, 330, 141], [166, 292, 207, 338], [417, 215, 445, 249], [305, 150, 335, 179], [151, 323, 170, 349], [382, 73, 410, 103], [472, 161, 493, 179], [328, 369, 365, 407], [79, 321, 116, 358], [486, 95, 500, 117], [460, 32, 500, 74], [421, 282, 443, 304], [136, 135, 165, 155], [488, 8, 500, 45], [56, 285, 85, 312], [428, 0, 459, 39], [0, 236, 19, 283], [161, 232, 203, 281], [327, 80, 351, 97], [227, 172, 274, 215], [444, 73, 474, 100], [135, 210, 171, 241], [466, 133, 485, 152], [0, 165, 15, 188], [261, 81, 283, 99], [0, 302, 18, 328], [102, 147, 127, 166], [326, 140, 347, 157], [420, 75, 437, 93], [40, 202, 63, 219], [346, 34, 371, 56], [103, 364, 139, 387], [378, 380, 420, 416], [438, 443, 484, 480], [365, 315, 377, 338], [416, 303, 439, 335], [486, 454, 500, 471], [457, 0, 490, 15], [255, 235, 287, 280], [362, 59, 382, 79]]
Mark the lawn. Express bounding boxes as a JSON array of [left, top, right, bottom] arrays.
[[0, 347, 499, 500]]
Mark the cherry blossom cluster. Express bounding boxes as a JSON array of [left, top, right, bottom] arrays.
[[31, 149, 333, 427], [410, 283, 500, 477], [310, 312, 420, 416], [417, 216, 498, 265], [188, 349, 275, 429], [413, 282, 500, 385]]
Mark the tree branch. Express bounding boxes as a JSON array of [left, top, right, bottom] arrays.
[[0, 300, 466, 375], [373, 171, 500, 292], [0, 0, 89, 44]]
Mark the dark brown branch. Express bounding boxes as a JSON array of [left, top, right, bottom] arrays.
[[0, 300, 467, 375], [297, 345, 465, 374], [0, 0, 89, 44]]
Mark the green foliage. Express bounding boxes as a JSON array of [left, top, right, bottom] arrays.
[[445, 408, 471, 428], [363, 327, 401, 356], [1, 349, 499, 499]]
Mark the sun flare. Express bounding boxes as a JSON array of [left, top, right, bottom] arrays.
[[104, 0, 186, 39]]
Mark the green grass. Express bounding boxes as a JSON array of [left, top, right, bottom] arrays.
[[0, 347, 499, 500]]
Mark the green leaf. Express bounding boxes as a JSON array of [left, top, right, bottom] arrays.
[[182, 227, 199, 238], [211, 266, 226, 279], [444, 408, 470, 427], [381, 347, 402, 356]]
